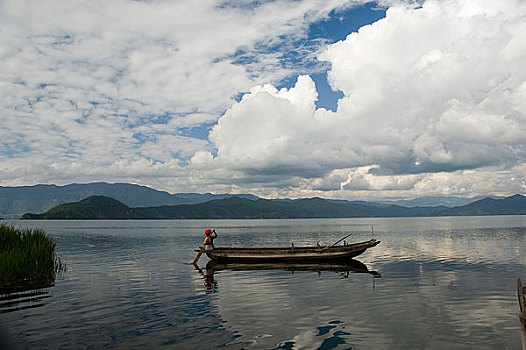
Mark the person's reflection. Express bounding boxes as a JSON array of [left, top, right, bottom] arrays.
[[204, 266, 217, 294], [193, 263, 217, 294]]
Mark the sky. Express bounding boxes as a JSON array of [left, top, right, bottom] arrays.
[[1, 0, 525, 200]]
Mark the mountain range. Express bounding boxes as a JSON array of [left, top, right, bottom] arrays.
[[0, 182, 257, 219], [20, 193, 526, 220], [0, 182, 513, 219]]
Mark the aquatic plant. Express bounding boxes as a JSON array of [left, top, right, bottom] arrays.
[[0, 224, 64, 293]]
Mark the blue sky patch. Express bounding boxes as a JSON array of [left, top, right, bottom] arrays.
[[309, 2, 386, 43], [273, 2, 385, 111]]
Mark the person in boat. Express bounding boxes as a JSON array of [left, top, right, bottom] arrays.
[[203, 229, 217, 250]]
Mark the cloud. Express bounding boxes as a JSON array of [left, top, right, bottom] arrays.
[[0, 0, 363, 184], [1, 0, 525, 200], [1, 0, 356, 116], [199, 0, 526, 197], [320, 0, 526, 174], [208, 75, 320, 173]]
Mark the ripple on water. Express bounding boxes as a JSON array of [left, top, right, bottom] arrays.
[[0, 289, 52, 314]]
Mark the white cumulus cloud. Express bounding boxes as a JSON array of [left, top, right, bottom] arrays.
[[197, 0, 526, 198]]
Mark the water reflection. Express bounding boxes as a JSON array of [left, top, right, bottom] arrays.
[[194, 264, 218, 294], [193, 259, 382, 294], [0, 288, 52, 314], [194, 259, 382, 349], [194, 259, 380, 294], [208, 259, 379, 276], [194, 252, 525, 349], [2, 218, 525, 349], [0, 261, 64, 314]]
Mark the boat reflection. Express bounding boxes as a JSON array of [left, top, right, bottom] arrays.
[[207, 259, 380, 276], [194, 259, 380, 294]]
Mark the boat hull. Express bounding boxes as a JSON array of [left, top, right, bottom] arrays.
[[204, 239, 380, 263]]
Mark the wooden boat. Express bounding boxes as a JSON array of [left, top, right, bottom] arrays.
[[202, 238, 380, 263]]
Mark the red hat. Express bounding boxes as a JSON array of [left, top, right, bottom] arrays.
[[204, 229, 213, 235]]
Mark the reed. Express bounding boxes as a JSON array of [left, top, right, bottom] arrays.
[[0, 224, 64, 293]]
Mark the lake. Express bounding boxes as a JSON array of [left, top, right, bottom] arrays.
[[1, 216, 525, 349]]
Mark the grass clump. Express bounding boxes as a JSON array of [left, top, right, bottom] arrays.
[[0, 224, 64, 293]]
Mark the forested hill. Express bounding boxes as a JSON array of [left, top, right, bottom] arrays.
[[21, 194, 526, 220], [22, 196, 144, 220]]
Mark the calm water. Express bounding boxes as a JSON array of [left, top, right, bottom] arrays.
[[1, 216, 525, 349]]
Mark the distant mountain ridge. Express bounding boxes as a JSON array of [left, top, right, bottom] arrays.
[[0, 182, 257, 219], [21, 194, 526, 220], [374, 195, 505, 207], [439, 194, 526, 216], [4, 182, 525, 219]]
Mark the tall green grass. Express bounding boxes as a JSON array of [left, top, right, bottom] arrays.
[[0, 224, 64, 293]]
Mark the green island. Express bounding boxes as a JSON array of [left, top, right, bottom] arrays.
[[0, 224, 64, 293]]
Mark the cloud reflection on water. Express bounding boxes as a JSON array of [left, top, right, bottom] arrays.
[[197, 220, 525, 349]]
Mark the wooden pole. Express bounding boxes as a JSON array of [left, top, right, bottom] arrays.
[[192, 247, 205, 265], [324, 233, 352, 249], [518, 278, 526, 350], [521, 326, 526, 350]]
